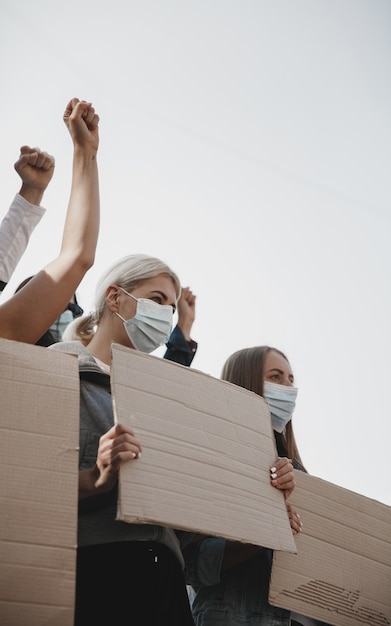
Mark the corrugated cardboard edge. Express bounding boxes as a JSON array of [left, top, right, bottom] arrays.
[[269, 470, 391, 626]]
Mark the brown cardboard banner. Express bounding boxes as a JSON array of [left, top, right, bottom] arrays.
[[1, 338, 390, 624], [0, 338, 79, 626], [111, 343, 297, 553], [270, 470, 391, 626]]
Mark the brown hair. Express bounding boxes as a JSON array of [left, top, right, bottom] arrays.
[[221, 346, 306, 470]]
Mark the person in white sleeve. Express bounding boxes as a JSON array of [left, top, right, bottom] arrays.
[[0, 146, 55, 293]]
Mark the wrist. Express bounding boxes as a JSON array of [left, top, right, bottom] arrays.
[[79, 465, 100, 499], [73, 143, 98, 160], [72, 146, 98, 175], [19, 183, 44, 206], [177, 318, 195, 341]]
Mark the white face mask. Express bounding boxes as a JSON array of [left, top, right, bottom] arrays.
[[263, 381, 298, 433], [116, 287, 173, 353]]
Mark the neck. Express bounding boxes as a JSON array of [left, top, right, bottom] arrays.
[[85, 322, 115, 366], [86, 310, 134, 365]]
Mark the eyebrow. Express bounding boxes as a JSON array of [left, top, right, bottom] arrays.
[[150, 290, 176, 312], [266, 367, 294, 379]]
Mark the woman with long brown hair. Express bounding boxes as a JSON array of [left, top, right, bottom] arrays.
[[185, 346, 328, 626]]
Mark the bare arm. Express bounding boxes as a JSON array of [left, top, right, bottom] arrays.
[[0, 98, 100, 342]]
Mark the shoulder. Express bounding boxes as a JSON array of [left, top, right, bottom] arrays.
[[49, 340, 98, 372], [51, 341, 111, 388], [49, 340, 86, 356]]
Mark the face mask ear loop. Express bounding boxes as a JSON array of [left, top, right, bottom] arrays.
[[115, 287, 138, 323], [118, 286, 138, 302], [115, 311, 126, 323]]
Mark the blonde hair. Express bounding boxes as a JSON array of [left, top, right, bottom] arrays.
[[63, 254, 181, 345]]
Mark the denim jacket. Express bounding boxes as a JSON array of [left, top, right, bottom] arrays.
[[184, 454, 327, 626], [184, 526, 331, 625], [164, 324, 197, 366], [184, 537, 291, 625]]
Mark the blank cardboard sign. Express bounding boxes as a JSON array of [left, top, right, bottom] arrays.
[[111, 343, 297, 552], [270, 470, 391, 626], [0, 338, 79, 626]]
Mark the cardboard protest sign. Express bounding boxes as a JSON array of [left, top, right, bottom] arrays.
[[270, 470, 391, 626], [111, 343, 296, 552], [0, 338, 79, 626]]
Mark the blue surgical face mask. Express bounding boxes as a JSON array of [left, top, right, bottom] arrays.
[[49, 309, 74, 342], [263, 381, 298, 433], [116, 287, 173, 353]]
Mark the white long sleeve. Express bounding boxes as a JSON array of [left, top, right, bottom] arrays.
[[0, 193, 46, 291]]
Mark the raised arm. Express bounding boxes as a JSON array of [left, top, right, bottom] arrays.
[[164, 286, 198, 366], [0, 98, 100, 342], [0, 147, 55, 292]]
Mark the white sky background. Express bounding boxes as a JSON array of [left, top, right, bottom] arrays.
[[1, 0, 390, 506]]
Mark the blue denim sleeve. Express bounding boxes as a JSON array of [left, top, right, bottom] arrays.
[[184, 537, 226, 587], [175, 529, 196, 550], [164, 325, 198, 367]]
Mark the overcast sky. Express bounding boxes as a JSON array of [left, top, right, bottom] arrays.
[[1, 0, 390, 506]]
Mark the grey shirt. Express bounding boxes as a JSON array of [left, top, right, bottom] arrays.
[[50, 340, 192, 569]]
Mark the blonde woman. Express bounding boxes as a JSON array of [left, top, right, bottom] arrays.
[[51, 253, 195, 626]]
